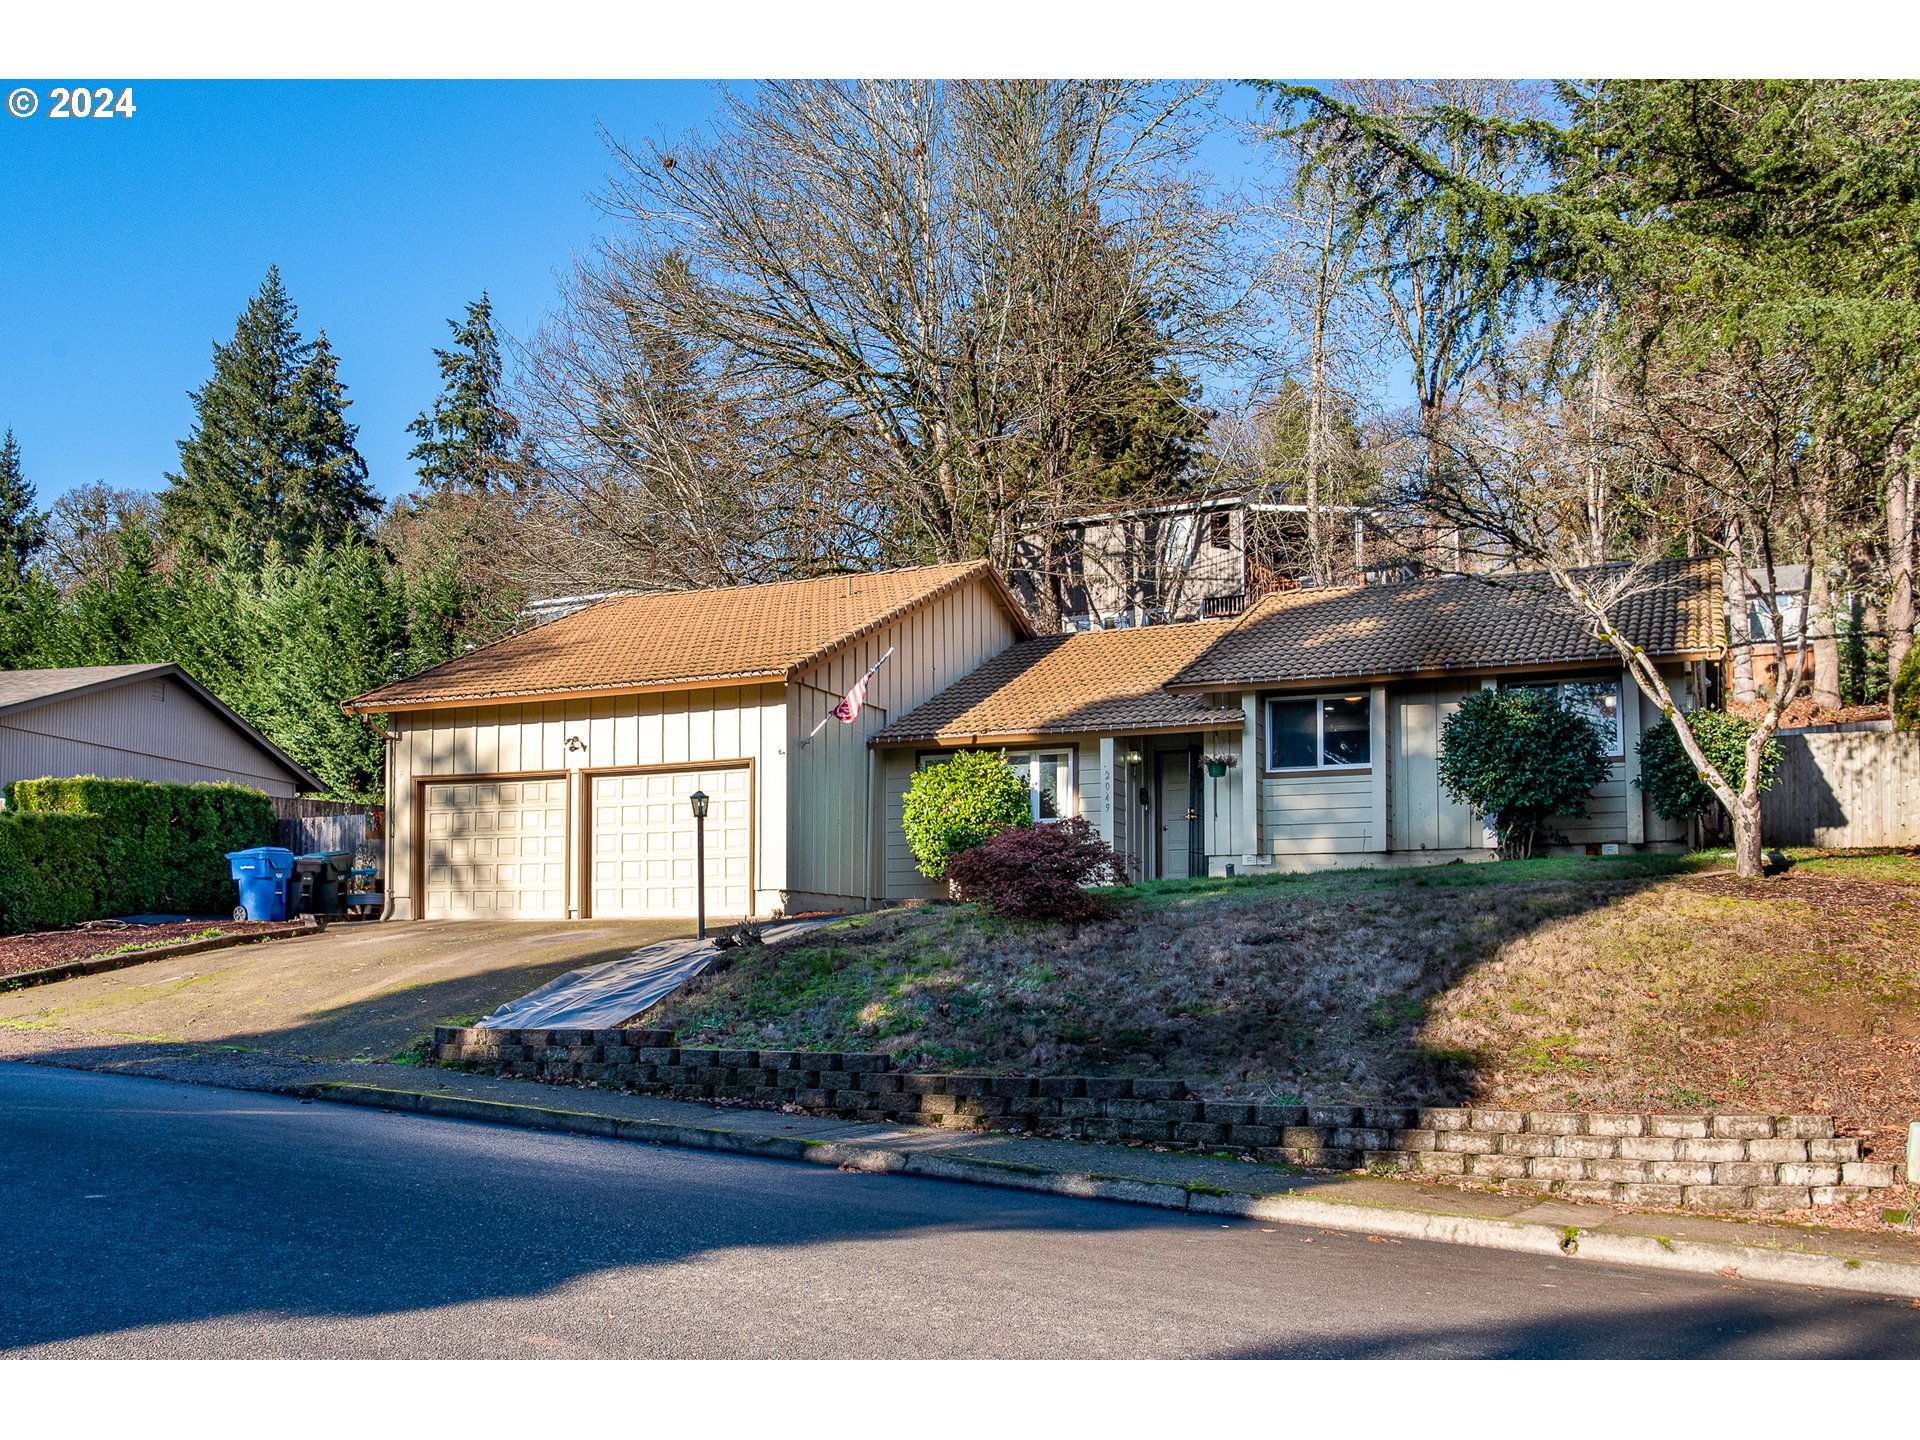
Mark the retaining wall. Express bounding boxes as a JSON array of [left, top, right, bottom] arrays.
[[432, 1026, 1899, 1211]]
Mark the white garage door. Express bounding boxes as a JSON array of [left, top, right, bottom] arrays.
[[422, 778, 568, 920], [590, 766, 752, 918]]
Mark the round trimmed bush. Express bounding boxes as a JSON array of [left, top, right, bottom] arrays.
[[900, 750, 1032, 878], [1635, 710, 1781, 823], [1437, 687, 1611, 859]]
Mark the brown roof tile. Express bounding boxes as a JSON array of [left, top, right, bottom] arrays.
[[346, 561, 1028, 712], [1168, 558, 1722, 692], [873, 621, 1245, 745]]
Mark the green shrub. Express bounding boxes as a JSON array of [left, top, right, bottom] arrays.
[[0, 811, 107, 934], [2, 777, 274, 919], [1635, 711, 1781, 823], [1895, 644, 1920, 732], [900, 750, 1033, 878], [1437, 688, 1612, 859]]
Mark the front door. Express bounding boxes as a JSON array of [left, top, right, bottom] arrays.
[[1157, 750, 1202, 879]]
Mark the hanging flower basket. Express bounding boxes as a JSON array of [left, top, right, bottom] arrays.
[[1202, 753, 1236, 778]]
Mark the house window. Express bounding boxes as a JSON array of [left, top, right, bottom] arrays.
[[1208, 510, 1233, 550], [1748, 594, 1804, 643], [1163, 514, 1194, 569], [918, 748, 1075, 822], [1508, 678, 1624, 759], [1266, 695, 1371, 771]]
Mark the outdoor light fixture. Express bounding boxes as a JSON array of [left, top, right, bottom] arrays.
[[689, 790, 710, 939], [1124, 747, 1144, 766]]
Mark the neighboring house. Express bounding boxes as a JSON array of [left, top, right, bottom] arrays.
[[872, 558, 1721, 891], [348, 555, 1721, 921], [0, 664, 322, 799], [343, 562, 1034, 922], [1010, 488, 1393, 632]]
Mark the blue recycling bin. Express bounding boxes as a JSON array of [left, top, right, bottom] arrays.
[[225, 846, 296, 922]]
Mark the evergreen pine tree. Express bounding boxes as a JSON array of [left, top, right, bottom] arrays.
[[407, 293, 521, 493], [0, 428, 47, 581], [287, 331, 380, 552], [164, 267, 379, 563]]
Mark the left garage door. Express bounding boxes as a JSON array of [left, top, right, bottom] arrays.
[[421, 778, 569, 920]]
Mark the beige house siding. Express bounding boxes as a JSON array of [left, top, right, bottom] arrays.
[[782, 571, 1026, 909], [385, 685, 788, 921], [1, 677, 303, 797]]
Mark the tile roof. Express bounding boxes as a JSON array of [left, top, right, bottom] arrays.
[[872, 621, 1245, 745], [346, 561, 1029, 712], [1168, 558, 1722, 692]]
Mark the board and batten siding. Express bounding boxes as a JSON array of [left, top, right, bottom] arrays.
[[0, 676, 302, 796], [385, 685, 787, 921], [787, 573, 1025, 908]]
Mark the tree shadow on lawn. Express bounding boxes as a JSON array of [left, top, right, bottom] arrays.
[[656, 853, 1717, 1106]]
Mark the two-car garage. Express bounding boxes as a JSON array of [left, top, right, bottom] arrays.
[[419, 765, 753, 922]]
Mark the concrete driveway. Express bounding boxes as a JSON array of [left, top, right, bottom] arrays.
[[0, 919, 685, 1062]]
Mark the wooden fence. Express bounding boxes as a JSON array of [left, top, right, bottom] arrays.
[[271, 797, 384, 867], [1763, 730, 1920, 849]]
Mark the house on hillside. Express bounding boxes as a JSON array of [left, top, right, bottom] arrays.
[[1008, 488, 1401, 632], [871, 560, 1721, 891], [347, 557, 1721, 920], [0, 664, 322, 799]]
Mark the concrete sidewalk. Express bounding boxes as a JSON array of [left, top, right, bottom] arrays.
[[4, 1027, 1916, 1299]]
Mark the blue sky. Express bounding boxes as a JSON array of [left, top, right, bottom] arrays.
[[0, 81, 717, 503], [0, 80, 1270, 507]]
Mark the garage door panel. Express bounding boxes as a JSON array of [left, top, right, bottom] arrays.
[[423, 777, 567, 921], [590, 765, 751, 918]]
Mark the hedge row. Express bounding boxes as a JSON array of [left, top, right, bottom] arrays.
[[0, 777, 275, 934], [0, 811, 108, 933]]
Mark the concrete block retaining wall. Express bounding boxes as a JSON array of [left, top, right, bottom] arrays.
[[431, 1026, 1898, 1212]]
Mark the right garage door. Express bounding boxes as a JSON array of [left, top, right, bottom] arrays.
[[590, 766, 752, 918], [421, 778, 568, 920]]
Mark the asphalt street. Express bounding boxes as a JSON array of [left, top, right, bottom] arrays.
[[3, 1062, 1915, 1359]]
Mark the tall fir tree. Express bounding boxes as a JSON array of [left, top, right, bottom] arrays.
[[163, 267, 379, 564], [407, 293, 521, 493], [0, 427, 56, 667], [0, 428, 46, 580]]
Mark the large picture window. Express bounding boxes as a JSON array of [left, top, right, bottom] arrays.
[[1509, 678, 1624, 759], [1266, 695, 1371, 771]]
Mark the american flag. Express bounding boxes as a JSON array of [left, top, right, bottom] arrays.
[[830, 647, 893, 723]]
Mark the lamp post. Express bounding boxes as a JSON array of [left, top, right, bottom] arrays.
[[689, 790, 709, 940]]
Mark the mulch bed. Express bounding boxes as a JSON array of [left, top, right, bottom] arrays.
[[0, 920, 287, 980]]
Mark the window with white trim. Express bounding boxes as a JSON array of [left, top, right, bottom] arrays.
[[1266, 695, 1370, 771], [918, 749, 1075, 822], [1507, 678, 1624, 759]]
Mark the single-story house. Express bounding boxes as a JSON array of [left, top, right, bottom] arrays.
[[870, 557, 1722, 891], [0, 663, 322, 799], [343, 562, 1034, 921], [347, 556, 1721, 920]]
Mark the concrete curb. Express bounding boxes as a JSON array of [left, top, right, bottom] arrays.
[[0, 918, 325, 994], [293, 1081, 1920, 1300]]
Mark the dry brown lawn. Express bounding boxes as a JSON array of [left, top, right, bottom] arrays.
[[651, 851, 1920, 1167]]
